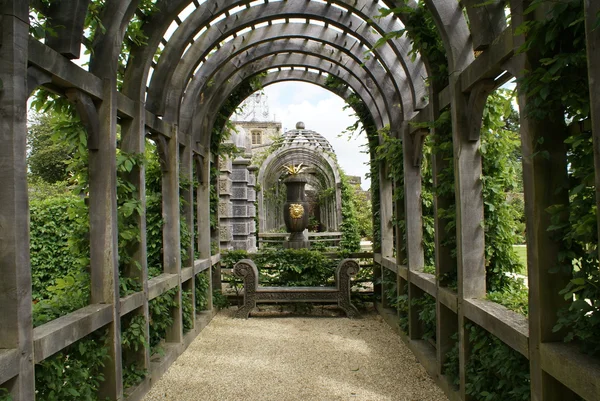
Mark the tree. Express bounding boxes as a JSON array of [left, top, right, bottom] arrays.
[[28, 111, 75, 184]]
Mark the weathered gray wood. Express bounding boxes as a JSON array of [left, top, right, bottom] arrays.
[[409, 271, 436, 297], [450, 48, 486, 400], [584, 0, 600, 268], [196, 154, 214, 310], [159, 125, 183, 343], [437, 303, 458, 377], [233, 259, 360, 318], [463, 298, 529, 358], [0, 3, 35, 398], [193, 258, 211, 275], [510, 2, 575, 399], [437, 287, 458, 314], [26, 65, 52, 96], [0, 350, 19, 387], [461, 28, 515, 93], [45, 0, 91, 59], [119, 100, 152, 377], [403, 122, 425, 273], [408, 284, 426, 340], [147, 274, 180, 301], [540, 342, 600, 401], [66, 88, 100, 150], [33, 304, 113, 364], [88, 77, 122, 400], [119, 292, 145, 317], [462, 0, 506, 51]]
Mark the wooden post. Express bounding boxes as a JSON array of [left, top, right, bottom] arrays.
[[379, 161, 395, 259], [181, 139, 196, 328], [0, 2, 35, 399], [196, 153, 214, 310], [119, 102, 151, 378], [510, 2, 574, 399], [450, 77, 486, 399], [88, 79, 122, 400], [584, 0, 600, 266], [160, 126, 183, 343]]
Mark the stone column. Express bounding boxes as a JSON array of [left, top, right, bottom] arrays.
[[218, 155, 233, 251], [247, 166, 259, 252], [231, 156, 253, 250]]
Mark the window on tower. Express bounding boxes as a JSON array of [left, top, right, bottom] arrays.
[[252, 130, 262, 145]]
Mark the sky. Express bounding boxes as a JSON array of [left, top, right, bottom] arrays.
[[250, 82, 371, 190]]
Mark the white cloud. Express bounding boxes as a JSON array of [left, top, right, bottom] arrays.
[[262, 83, 371, 190]]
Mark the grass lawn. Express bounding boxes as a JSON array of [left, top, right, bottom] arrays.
[[513, 245, 527, 275]]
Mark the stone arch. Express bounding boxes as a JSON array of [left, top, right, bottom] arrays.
[[257, 145, 343, 233]]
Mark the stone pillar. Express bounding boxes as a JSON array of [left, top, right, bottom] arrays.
[[218, 155, 233, 251], [231, 156, 253, 250], [247, 166, 259, 252]]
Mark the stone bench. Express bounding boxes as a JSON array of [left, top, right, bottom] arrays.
[[233, 258, 361, 318]]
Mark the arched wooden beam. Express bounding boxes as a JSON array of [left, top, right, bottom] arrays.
[[147, 1, 424, 119], [178, 38, 400, 136]]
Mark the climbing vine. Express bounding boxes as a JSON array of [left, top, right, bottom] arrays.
[[35, 329, 109, 401], [518, 0, 599, 354], [465, 323, 530, 401]]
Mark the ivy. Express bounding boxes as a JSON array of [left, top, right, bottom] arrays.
[[340, 173, 362, 252], [148, 288, 178, 355], [413, 293, 436, 342], [35, 329, 109, 401], [376, 1, 449, 90], [465, 323, 530, 401], [382, 268, 408, 333], [182, 290, 194, 333], [195, 273, 210, 311], [443, 333, 460, 388], [0, 389, 10, 401], [121, 314, 148, 389], [221, 249, 339, 287], [518, 0, 599, 354]]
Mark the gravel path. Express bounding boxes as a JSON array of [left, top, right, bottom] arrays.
[[143, 308, 448, 401]]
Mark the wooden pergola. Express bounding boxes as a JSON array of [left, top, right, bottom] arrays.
[[1, 1, 599, 400]]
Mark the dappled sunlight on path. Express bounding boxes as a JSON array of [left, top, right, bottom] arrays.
[[143, 308, 448, 401]]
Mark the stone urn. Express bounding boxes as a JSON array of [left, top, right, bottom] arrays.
[[283, 175, 310, 248]]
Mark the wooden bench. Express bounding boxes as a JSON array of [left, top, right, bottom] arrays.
[[233, 258, 360, 318]]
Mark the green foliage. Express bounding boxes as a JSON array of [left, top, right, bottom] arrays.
[[413, 293, 436, 342], [148, 289, 178, 354], [30, 195, 91, 327], [480, 91, 526, 293], [324, 75, 380, 250], [465, 323, 530, 401], [28, 111, 74, 183], [443, 333, 460, 388], [182, 290, 194, 333], [376, 1, 449, 89], [121, 314, 148, 389], [517, 0, 589, 123], [29, 196, 86, 301], [35, 330, 109, 401], [382, 269, 408, 333], [518, 1, 599, 356], [195, 273, 210, 311], [212, 289, 230, 309], [340, 173, 362, 252], [222, 249, 339, 287], [117, 151, 145, 297], [487, 281, 529, 316], [33, 274, 90, 328], [0, 389, 10, 401]]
